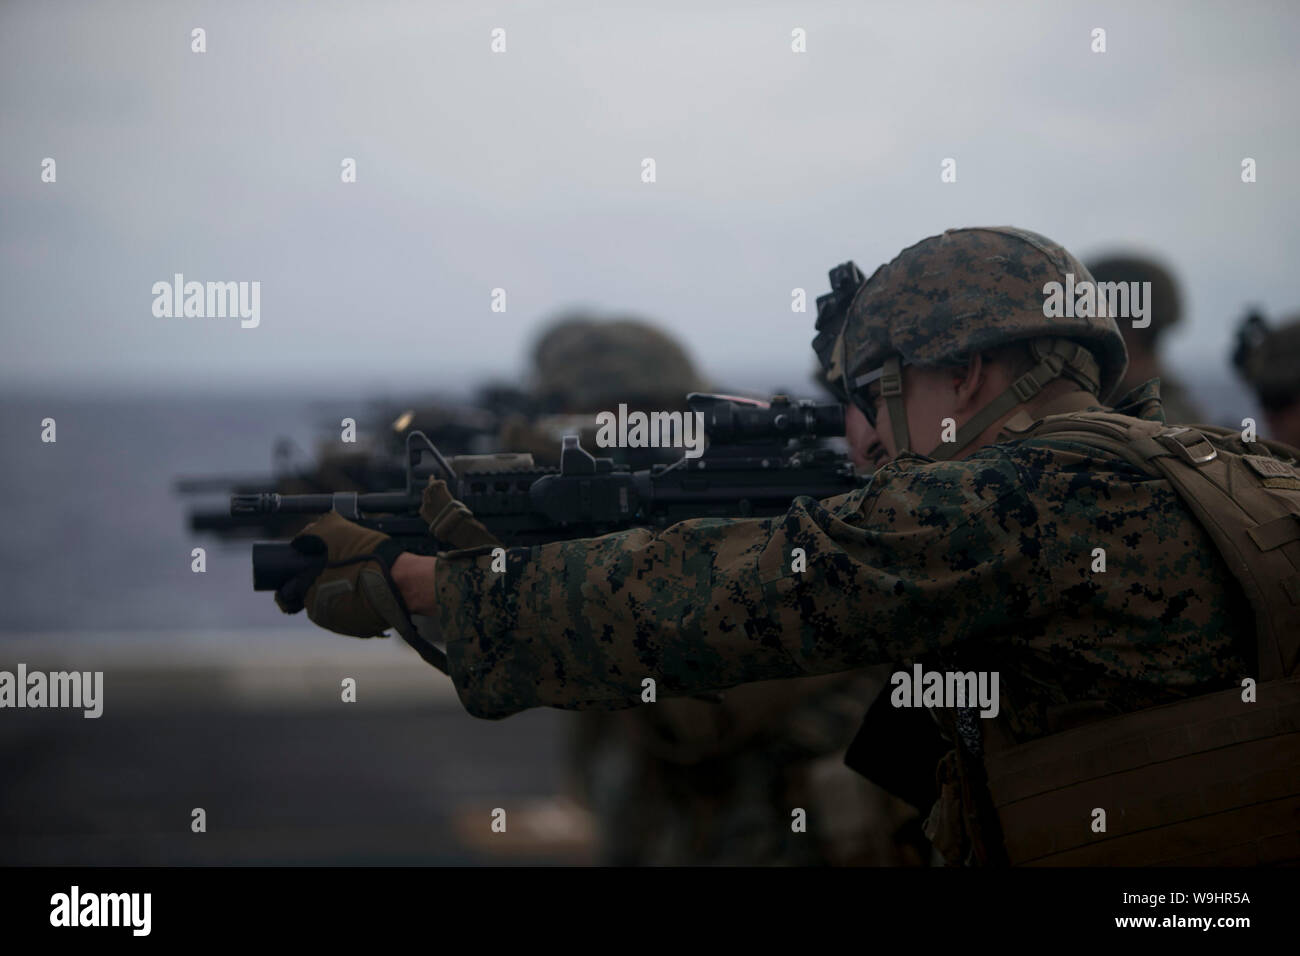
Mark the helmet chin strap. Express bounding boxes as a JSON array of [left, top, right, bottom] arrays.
[[843, 338, 1099, 459], [880, 356, 912, 455], [867, 338, 1100, 461], [927, 338, 1101, 460]]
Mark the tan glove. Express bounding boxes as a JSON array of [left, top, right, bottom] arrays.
[[419, 478, 502, 550], [274, 511, 415, 639]]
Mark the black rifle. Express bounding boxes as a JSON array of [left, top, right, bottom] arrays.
[[237, 393, 862, 592]]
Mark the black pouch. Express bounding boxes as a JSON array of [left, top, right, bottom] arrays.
[[842, 678, 950, 812]]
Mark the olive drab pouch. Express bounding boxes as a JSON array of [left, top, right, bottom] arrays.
[[976, 413, 1300, 865]]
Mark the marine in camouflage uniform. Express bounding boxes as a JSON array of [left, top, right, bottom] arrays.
[[1085, 254, 1205, 425], [433, 231, 1250, 729], [280, 227, 1273, 865]]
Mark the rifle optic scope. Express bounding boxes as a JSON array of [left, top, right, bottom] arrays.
[[687, 392, 844, 444]]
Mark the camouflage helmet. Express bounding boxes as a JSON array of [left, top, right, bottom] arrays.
[[1086, 253, 1183, 344], [532, 313, 705, 411], [819, 227, 1128, 458]]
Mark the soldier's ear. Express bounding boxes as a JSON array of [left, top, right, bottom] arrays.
[[953, 353, 987, 406]]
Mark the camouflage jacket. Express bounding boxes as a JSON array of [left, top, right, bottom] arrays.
[[433, 381, 1254, 741]]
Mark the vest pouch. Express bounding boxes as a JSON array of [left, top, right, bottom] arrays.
[[983, 675, 1300, 865]]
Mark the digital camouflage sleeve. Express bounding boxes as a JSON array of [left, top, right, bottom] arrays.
[[433, 390, 1252, 740]]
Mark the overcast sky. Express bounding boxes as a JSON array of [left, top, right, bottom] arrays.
[[2, 0, 1297, 396]]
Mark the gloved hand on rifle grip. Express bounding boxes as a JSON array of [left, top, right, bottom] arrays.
[[273, 511, 416, 639]]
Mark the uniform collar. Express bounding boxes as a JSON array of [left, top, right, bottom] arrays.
[[1109, 378, 1167, 423]]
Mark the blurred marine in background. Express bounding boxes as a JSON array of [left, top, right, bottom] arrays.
[[1085, 253, 1205, 425], [1234, 310, 1300, 451]]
